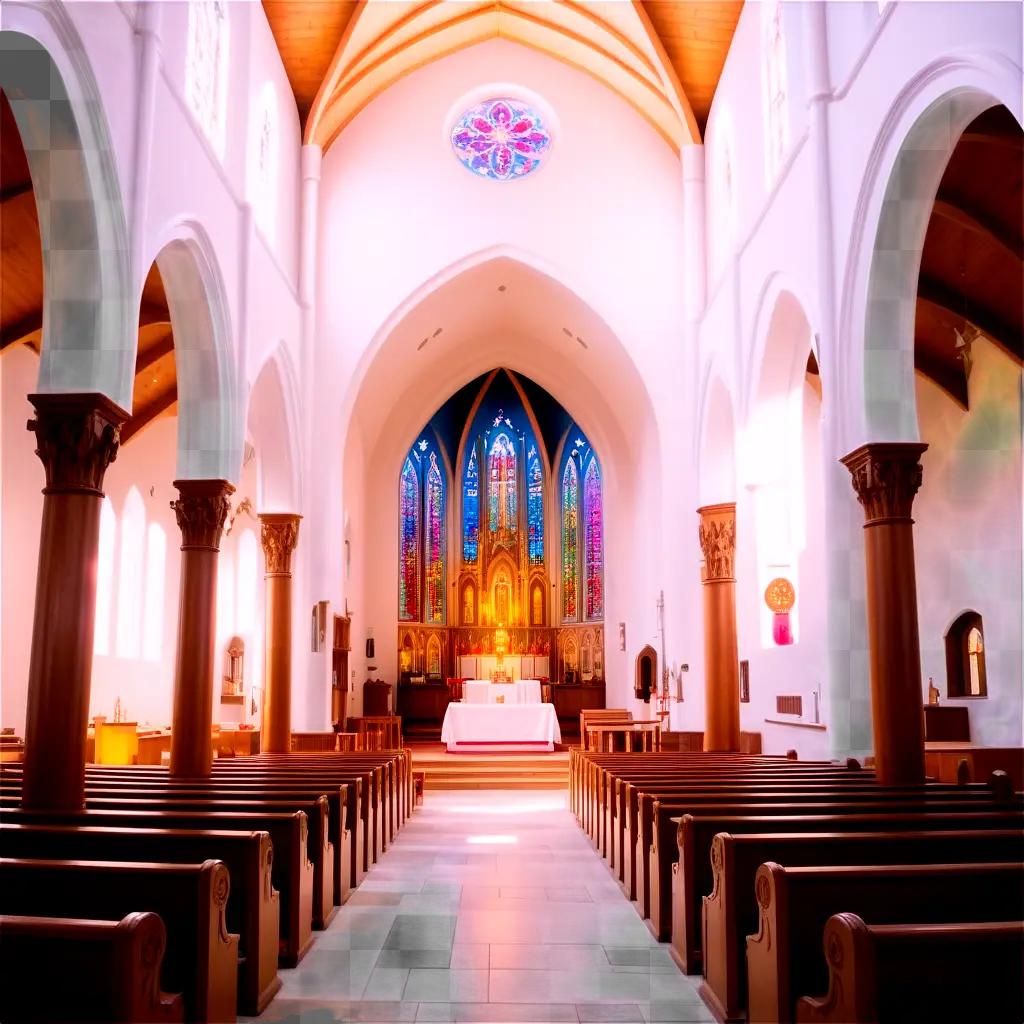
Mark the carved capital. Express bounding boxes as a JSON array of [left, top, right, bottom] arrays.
[[841, 443, 928, 525], [27, 393, 127, 495], [171, 480, 234, 551], [260, 512, 302, 575], [698, 503, 736, 582]]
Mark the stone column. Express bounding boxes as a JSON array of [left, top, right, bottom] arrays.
[[841, 442, 928, 785], [260, 513, 301, 753], [698, 503, 740, 752], [21, 393, 126, 811], [169, 479, 234, 777]]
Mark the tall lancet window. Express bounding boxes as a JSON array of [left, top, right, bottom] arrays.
[[252, 81, 277, 241], [488, 432, 517, 533], [463, 447, 479, 563], [399, 458, 420, 621], [424, 452, 446, 624], [186, 0, 230, 157], [583, 458, 604, 620], [561, 459, 579, 621], [762, 0, 789, 183], [527, 446, 544, 564]]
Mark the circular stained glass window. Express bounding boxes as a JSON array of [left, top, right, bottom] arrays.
[[450, 98, 551, 181]]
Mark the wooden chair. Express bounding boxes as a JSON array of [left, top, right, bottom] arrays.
[[580, 709, 632, 750]]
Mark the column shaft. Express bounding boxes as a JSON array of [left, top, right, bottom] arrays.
[[21, 394, 126, 811], [261, 513, 301, 753], [698, 503, 740, 752], [842, 443, 928, 784], [169, 479, 234, 777]]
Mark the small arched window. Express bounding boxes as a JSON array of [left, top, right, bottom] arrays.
[[945, 611, 988, 698], [116, 487, 146, 659], [398, 458, 421, 621], [94, 497, 117, 656]]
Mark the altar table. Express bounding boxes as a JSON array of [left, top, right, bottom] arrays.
[[463, 680, 542, 705], [441, 702, 561, 753]]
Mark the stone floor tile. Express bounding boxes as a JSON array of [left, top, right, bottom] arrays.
[[362, 968, 412, 1000], [576, 1003, 646, 1023], [377, 948, 453, 969], [414, 1002, 579, 1022], [450, 945, 490, 969], [404, 968, 490, 1002]]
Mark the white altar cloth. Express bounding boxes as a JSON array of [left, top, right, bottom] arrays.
[[463, 680, 542, 705], [441, 702, 561, 752]]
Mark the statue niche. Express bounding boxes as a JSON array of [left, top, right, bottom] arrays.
[[635, 644, 657, 703]]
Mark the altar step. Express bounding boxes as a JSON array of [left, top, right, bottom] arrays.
[[409, 745, 571, 790]]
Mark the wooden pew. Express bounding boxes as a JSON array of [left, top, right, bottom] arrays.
[[642, 790, 1015, 937], [700, 827, 1024, 1021], [0, 785, 335, 932], [0, 911, 184, 1023], [746, 861, 1024, 1024], [796, 913, 1024, 1024], [0, 858, 240, 1024], [51, 773, 357, 908], [0, 823, 281, 1016], [671, 809, 1024, 976], [0, 806, 313, 967]]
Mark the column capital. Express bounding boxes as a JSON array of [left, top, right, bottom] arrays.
[[841, 442, 928, 525], [697, 502, 736, 583], [171, 479, 235, 551], [260, 512, 302, 575], [27, 393, 128, 495]]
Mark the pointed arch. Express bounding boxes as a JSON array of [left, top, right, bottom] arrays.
[[398, 457, 420, 621]]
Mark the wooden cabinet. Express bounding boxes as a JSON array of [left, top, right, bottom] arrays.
[[552, 684, 605, 737], [923, 705, 970, 742], [397, 683, 451, 738]]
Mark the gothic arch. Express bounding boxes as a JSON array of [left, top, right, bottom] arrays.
[[839, 54, 1023, 446], [149, 226, 241, 481], [0, 26, 133, 406]]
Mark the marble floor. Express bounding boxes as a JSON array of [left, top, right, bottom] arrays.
[[247, 790, 713, 1024]]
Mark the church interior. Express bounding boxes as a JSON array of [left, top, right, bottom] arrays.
[[0, 1, 1021, 1021]]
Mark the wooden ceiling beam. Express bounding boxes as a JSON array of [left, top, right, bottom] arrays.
[[121, 387, 178, 445], [917, 279, 1023, 364], [913, 344, 968, 410], [134, 330, 175, 375], [932, 196, 1023, 262], [0, 311, 42, 349], [0, 180, 32, 205]]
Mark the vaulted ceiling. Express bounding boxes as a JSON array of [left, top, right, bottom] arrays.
[[916, 105, 1023, 407], [263, 0, 744, 150]]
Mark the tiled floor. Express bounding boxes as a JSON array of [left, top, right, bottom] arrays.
[[247, 790, 712, 1023]]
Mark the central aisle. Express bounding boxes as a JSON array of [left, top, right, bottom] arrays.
[[250, 791, 712, 1023]]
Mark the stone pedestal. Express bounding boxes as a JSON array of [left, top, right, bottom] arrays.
[[21, 393, 126, 811], [169, 479, 234, 777], [698, 503, 740, 752], [260, 513, 301, 753], [842, 442, 928, 785]]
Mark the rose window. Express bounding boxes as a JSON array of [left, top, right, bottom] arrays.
[[450, 98, 551, 181]]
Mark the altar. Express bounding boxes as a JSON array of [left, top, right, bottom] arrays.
[[463, 679, 541, 705], [441, 681, 561, 752]]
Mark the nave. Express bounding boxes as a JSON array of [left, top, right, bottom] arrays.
[[251, 789, 711, 1024]]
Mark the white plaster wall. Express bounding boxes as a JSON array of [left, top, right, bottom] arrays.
[[914, 340, 1023, 746]]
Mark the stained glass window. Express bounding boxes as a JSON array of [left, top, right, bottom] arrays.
[[584, 458, 604, 620], [762, 0, 789, 182], [463, 447, 479, 563], [528, 448, 544, 564], [488, 432, 517, 533], [451, 98, 551, 181], [424, 453, 446, 624], [562, 459, 579, 621], [399, 458, 420, 621]]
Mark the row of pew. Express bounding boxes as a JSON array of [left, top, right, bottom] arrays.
[[569, 748, 1024, 1023], [0, 749, 414, 1022]]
